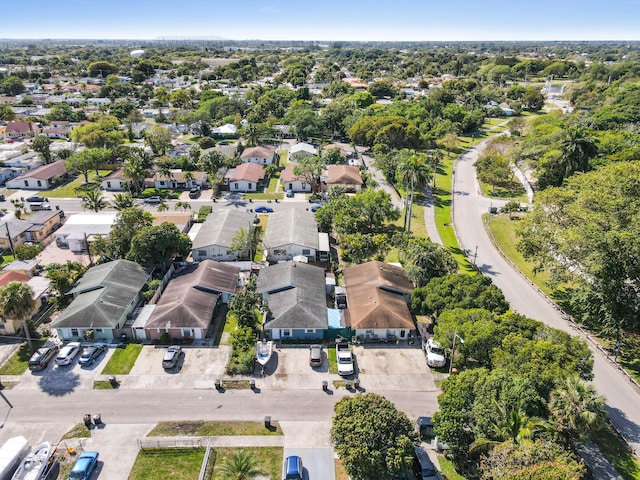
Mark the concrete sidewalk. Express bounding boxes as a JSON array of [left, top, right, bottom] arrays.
[[422, 184, 443, 246]]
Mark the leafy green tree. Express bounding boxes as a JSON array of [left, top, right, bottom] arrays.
[[174, 201, 191, 212], [293, 156, 324, 194], [144, 124, 171, 155], [332, 189, 400, 235], [65, 148, 110, 183], [31, 135, 53, 164], [0, 104, 16, 121], [88, 61, 119, 77], [549, 376, 607, 443], [331, 393, 417, 480], [92, 207, 153, 261], [14, 243, 42, 260], [399, 237, 457, 288], [70, 114, 123, 149], [45, 262, 87, 298], [108, 100, 136, 121], [0, 76, 25, 95], [231, 227, 254, 261], [411, 273, 508, 317], [522, 87, 545, 111], [0, 282, 36, 352], [216, 450, 266, 480], [126, 223, 192, 272], [122, 147, 151, 193], [396, 154, 431, 231]]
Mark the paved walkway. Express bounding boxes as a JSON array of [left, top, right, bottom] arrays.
[[422, 184, 442, 245]]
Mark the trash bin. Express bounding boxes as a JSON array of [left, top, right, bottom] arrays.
[[83, 414, 92, 427], [108, 375, 117, 387], [264, 416, 271, 428], [92, 413, 102, 425]]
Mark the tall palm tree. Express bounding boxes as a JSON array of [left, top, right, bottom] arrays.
[[216, 450, 265, 480], [560, 127, 598, 177], [157, 201, 169, 212], [549, 375, 607, 443], [112, 193, 134, 211], [242, 124, 262, 147], [428, 149, 444, 188], [81, 188, 108, 212], [0, 282, 36, 353], [174, 201, 191, 212], [396, 155, 431, 232], [122, 148, 150, 194]]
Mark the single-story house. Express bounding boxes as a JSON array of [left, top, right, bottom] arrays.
[[240, 146, 277, 165], [191, 209, 255, 262], [6, 160, 66, 190], [212, 123, 237, 136], [225, 163, 265, 192], [322, 143, 348, 158], [289, 142, 317, 161], [41, 127, 69, 140], [323, 165, 363, 193], [151, 170, 207, 190], [101, 169, 129, 191], [142, 260, 241, 341], [3, 121, 38, 139], [257, 260, 328, 340], [1, 258, 40, 277], [0, 167, 20, 185], [342, 261, 415, 341], [54, 212, 117, 252], [86, 97, 111, 107], [51, 259, 150, 341], [0, 273, 50, 335], [280, 164, 311, 193], [0, 218, 33, 251], [24, 209, 65, 243], [151, 212, 194, 233], [263, 209, 318, 262]]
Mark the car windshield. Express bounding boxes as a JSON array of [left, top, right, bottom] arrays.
[[430, 345, 445, 355], [69, 469, 88, 479], [338, 357, 352, 364]]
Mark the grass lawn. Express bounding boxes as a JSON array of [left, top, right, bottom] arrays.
[[0, 339, 46, 375], [485, 214, 554, 297], [327, 347, 338, 374], [438, 455, 467, 480], [1, 255, 15, 267], [267, 176, 279, 192], [277, 150, 289, 164], [93, 380, 118, 390], [148, 421, 283, 437], [244, 192, 283, 200], [100, 344, 142, 375], [593, 424, 640, 480], [479, 182, 527, 202], [223, 312, 238, 334], [60, 423, 91, 440], [44, 170, 114, 198], [212, 447, 283, 480], [129, 448, 205, 480], [335, 457, 349, 480]]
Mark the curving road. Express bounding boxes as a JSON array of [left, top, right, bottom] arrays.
[[452, 138, 640, 454]]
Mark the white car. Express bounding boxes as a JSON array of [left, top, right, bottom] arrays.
[[55, 342, 82, 366], [336, 343, 354, 376], [425, 338, 446, 368]]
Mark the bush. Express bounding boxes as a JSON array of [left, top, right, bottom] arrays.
[[198, 205, 213, 222], [198, 137, 216, 149], [14, 243, 43, 260], [159, 332, 171, 345], [225, 349, 255, 375]]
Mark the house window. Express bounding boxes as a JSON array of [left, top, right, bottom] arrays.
[[95, 329, 103, 333], [198, 250, 207, 257], [71, 328, 79, 337], [282, 329, 291, 337], [302, 249, 310, 255], [305, 329, 315, 334], [365, 330, 374, 335], [248, 183, 252, 189], [160, 180, 165, 186], [400, 330, 406, 338], [288, 183, 292, 190], [37, 180, 42, 186], [302, 182, 307, 189], [107, 181, 111, 188], [274, 249, 287, 256], [182, 328, 191, 337], [234, 183, 239, 190], [24, 180, 28, 187]]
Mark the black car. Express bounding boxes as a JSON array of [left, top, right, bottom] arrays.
[[26, 195, 48, 203], [28, 345, 58, 371], [78, 343, 107, 366], [188, 188, 200, 199]]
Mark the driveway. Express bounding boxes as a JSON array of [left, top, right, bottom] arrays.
[[283, 447, 335, 480]]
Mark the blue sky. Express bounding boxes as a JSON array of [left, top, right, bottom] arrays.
[[1, 0, 639, 41]]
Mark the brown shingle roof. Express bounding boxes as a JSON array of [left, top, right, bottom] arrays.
[[343, 261, 414, 330], [17, 160, 66, 180], [229, 163, 265, 183], [6, 122, 33, 134], [153, 170, 207, 182], [241, 145, 275, 159], [280, 164, 305, 183], [327, 165, 363, 185]]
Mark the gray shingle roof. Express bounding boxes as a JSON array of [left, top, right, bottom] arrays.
[[263, 209, 319, 250], [52, 259, 149, 329], [191, 209, 254, 251], [257, 261, 327, 330]]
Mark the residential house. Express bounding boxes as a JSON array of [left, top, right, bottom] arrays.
[[257, 260, 327, 340], [152, 212, 194, 234], [323, 165, 363, 193], [322, 143, 348, 159], [50, 259, 149, 341], [0, 218, 33, 251], [289, 142, 317, 161], [6, 160, 66, 190], [1, 258, 40, 277], [142, 260, 240, 341], [24, 210, 65, 244], [152, 169, 207, 190], [54, 212, 117, 252], [3, 122, 38, 140], [41, 127, 69, 140], [86, 98, 111, 107], [100, 169, 129, 191], [0, 272, 50, 335], [280, 164, 311, 193], [191, 209, 255, 262], [342, 261, 415, 341], [240, 145, 277, 165], [212, 123, 237, 136], [263, 209, 318, 262], [225, 163, 265, 192], [0, 167, 20, 186]]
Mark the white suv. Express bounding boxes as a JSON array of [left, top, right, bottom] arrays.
[[55, 342, 82, 366], [425, 338, 446, 368]]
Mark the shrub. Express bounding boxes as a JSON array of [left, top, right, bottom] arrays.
[[198, 137, 216, 149], [198, 205, 212, 222]]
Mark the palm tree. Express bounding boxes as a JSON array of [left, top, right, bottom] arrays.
[[112, 193, 134, 211], [81, 188, 108, 212], [396, 155, 431, 232], [123, 148, 151, 194], [549, 375, 607, 443], [0, 282, 36, 353], [559, 127, 598, 177], [242, 124, 262, 147], [198, 150, 225, 178], [216, 450, 266, 480], [174, 201, 191, 212], [428, 149, 444, 188], [182, 171, 194, 189], [157, 201, 169, 212]]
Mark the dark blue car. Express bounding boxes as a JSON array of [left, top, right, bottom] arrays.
[[283, 455, 303, 479], [255, 206, 274, 213], [68, 451, 99, 480]]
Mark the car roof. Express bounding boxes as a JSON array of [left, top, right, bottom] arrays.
[[285, 455, 301, 473]]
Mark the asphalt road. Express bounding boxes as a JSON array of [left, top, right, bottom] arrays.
[[452, 138, 640, 455]]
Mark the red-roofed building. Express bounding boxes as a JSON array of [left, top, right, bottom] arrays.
[[3, 121, 38, 139], [0, 271, 30, 287], [225, 163, 265, 192], [281, 164, 311, 192]]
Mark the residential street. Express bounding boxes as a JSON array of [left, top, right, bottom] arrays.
[[452, 137, 640, 455]]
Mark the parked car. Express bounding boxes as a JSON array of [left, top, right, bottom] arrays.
[[255, 206, 274, 213], [282, 455, 303, 480], [78, 343, 107, 366], [285, 189, 294, 198], [162, 345, 182, 369], [55, 342, 82, 366], [26, 195, 48, 203], [144, 196, 162, 204], [218, 140, 229, 145], [30, 202, 52, 211], [68, 451, 99, 480], [414, 446, 438, 480], [188, 188, 200, 199], [425, 338, 446, 368], [336, 342, 354, 376], [309, 345, 323, 367], [28, 345, 58, 371], [310, 204, 322, 212]]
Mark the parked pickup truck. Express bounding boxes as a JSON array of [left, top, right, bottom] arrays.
[[336, 342, 354, 376]]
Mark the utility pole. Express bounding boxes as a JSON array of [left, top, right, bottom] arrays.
[[473, 245, 478, 267], [4, 221, 15, 257]]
